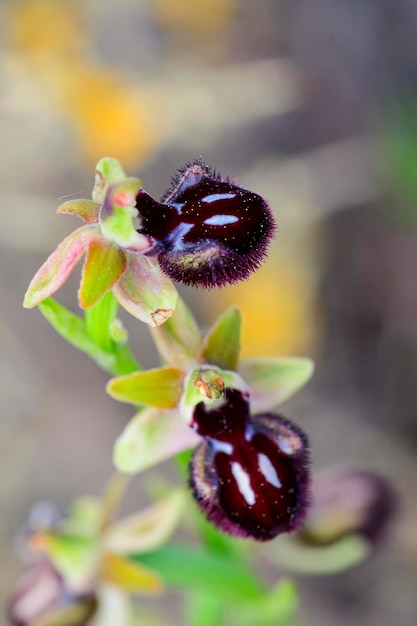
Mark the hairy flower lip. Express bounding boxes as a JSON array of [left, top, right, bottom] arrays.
[[189, 388, 310, 541], [134, 161, 276, 289]]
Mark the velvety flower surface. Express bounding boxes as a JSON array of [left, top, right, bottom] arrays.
[[136, 161, 276, 288], [23, 158, 177, 327], [189, 388, 310, 541]]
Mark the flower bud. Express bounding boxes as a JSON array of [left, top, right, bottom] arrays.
[[189, 388, 310, 541], [136, 161, 276, 288], [8, 560, 97, 626], [300, 467, 396, 547]]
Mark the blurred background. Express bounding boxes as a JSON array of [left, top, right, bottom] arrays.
[[0, 0, 417, 624]]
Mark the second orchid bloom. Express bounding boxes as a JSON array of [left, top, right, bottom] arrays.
[[107, 301, 314, 541]]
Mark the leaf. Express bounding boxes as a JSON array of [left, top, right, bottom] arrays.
[[236, 578, 299, 626], [133, 545, 265, 601], [23, 225, 100, 308], [200, 307, 241, 370], [38, 298, 139, 376], [266, 534, 370, 575], [107, 367, 184, 409], [113, 254, 177, 327], [150, 296, 201, 369], [113, 408, 200, 474], [38, 298, 115, 371], [101, 553, 163, 594], [104, 490, 186, 555], [239, 357, 314, 412], [78, 239, 126, 309], [57, 199, 100, 223]]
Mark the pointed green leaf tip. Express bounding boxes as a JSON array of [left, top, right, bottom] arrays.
[[107, 366, 184, 409], [200, 307, 242, 371], [239, 356, 314, 412]]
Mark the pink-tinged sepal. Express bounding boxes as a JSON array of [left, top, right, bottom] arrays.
[[23, 225, 101, 309], [112, 254, 177, 327], [78, 239, 127, 309], [57, 199, 100, 224]]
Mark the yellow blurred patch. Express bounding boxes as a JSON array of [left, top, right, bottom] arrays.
[[154, 0, 234, 40], [8, 0, 85, 61], [215, 254, 316, 358]]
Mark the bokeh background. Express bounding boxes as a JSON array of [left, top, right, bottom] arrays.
[[1, 1, 417, 624]]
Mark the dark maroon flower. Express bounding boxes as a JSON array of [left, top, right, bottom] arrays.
[[136, 161, 276, 288], [189, 388, 310, 541], [8, 560, 97, 626]]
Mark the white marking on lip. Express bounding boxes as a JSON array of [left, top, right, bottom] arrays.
[[202, 193, 236, 204], [258, 453, 282, 488], [203, 214, 239, 226], [231, 462, 256, 505], [212, 440, 233, 455]]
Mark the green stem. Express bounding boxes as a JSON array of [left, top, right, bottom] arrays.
[[185, 591, 224, 626], [85, 291, 119, 351]]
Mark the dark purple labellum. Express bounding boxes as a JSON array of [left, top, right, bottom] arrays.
[[189, 388, 310, 541], [135, 161, 276, 288]]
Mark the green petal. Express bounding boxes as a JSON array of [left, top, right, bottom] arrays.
[[107, 366, 184, 409], [200, 307, 241, 370], [113, 408, 199, 474], [93, 157, 128, 204], [180, 366, 249, 424], [239, 356, 315, 411], [23, 225, 100, 308], [150, 296, 201, 370], [266, 534, 370, 575], [101, 553, 163, 595], [99, 179, 150, 252], [104, 490, 186, 555], [78, 239, 127, 309], [57, 199, 100, 223], [113, 254, 178, 327]]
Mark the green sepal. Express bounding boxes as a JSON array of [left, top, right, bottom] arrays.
[[107, 366, 184, 409], [239, 357, 314, 411], [133, 544, 264, 601], [113, 408, 199, 475], [200, 307, 241, 370], [266, 534, 370, 575], [93, 157, 128, 204], [113, 254, 177, 327], [104, 490, 186, 555], [57, 199, 100, 223], [150, 296, 201, 370]]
